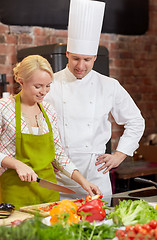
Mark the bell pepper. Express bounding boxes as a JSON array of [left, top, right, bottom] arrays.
[[77, 198, 106, 223]]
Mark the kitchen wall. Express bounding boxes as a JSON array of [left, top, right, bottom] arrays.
[[0, 0, 156, 151]]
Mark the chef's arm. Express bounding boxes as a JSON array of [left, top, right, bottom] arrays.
[[1, 156, 38, 182], [71, 169, 102, 196], [111, 80, 145, 156]]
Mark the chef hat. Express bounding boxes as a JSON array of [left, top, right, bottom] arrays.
[[67, 0, 106, 55]]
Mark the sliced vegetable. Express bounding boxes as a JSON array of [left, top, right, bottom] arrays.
[[85, 194, 103, 202], [50, 199, 80, 225]]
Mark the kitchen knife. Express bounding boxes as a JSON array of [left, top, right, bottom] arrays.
[[134, 177, 157, 188], [37, 177, 76, 194]]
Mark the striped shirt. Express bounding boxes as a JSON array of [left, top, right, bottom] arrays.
[[0, 96, 77, 178]]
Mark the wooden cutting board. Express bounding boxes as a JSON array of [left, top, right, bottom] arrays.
[[0, 210, 34, 226], [20, 202, 55, 217]]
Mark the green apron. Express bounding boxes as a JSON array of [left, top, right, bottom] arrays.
[[1, 92, 60, 209]]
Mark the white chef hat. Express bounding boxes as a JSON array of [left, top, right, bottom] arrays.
[[67, 0, 106, 56]]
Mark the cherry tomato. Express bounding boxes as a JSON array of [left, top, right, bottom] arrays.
[[138, 228, 147, 235], [125, 225, 135, 232], [115, 229, 125, 238], [149, 229, 155, 238], [149, 220, 157, 229], [142, 223, 151, 232], [126, 230, 136, 240], [154, 228, 157, 238], [134, 224, 143, 233]]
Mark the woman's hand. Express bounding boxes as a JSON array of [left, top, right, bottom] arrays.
[[71, 169, 102, 196], [1, 156, 38, 182], [95, 151, 127, 174], [15, 160, 38, 182]]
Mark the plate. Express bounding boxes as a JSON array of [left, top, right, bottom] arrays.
[[42, 215, 114, 227], [42, 216, 51, 226]]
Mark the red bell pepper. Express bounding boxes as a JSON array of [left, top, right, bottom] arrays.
[[77, 198, 106, 223]]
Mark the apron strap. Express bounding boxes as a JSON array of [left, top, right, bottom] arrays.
[[15, 92, 21, 137], [38, 103, 52, 133]]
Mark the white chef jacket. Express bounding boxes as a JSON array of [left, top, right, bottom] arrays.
[[45, 67, 145, 199]]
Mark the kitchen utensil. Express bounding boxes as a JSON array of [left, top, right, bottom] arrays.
[[129, 188, 157, 197], [37, 177, 76, 194], [134, 177, 157, 188]]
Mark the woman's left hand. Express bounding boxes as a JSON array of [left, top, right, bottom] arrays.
[[71, 169, 102, 196], [81, 179, 102, 196]]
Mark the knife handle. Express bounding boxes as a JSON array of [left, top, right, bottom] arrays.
[[37, 177, 41, 183]]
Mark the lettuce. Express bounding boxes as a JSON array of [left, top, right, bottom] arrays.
[[107, 199, 157, 226]]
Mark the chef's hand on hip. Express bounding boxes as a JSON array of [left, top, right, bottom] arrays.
[[95, 151, 127, 174], [15, 160, 38, 182]]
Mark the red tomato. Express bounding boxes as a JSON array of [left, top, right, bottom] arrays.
[[149, 220, 157, 229], [138, 228, 147, 235], [115, 229, 125, 238], [125, 225, 135, 232], [154, 228, 157, 238], [142, 223, 151, 232], [126, 230, 136, 239], [149, 229, 155, 238], [134, 224, 143, 233]]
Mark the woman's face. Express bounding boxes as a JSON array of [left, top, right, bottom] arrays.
[[20, 69, 52, 104]]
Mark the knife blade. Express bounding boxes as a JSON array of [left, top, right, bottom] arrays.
[[37, 177, 76, 194]]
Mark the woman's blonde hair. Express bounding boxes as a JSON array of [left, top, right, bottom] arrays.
[[13, 55, 53, 82]]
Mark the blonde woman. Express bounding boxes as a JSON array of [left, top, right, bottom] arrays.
[[0, 55, 101, 209]]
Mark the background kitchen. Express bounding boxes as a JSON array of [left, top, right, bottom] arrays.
[[0, 0, 157, 193]]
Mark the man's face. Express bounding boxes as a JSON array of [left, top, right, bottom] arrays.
[[66, 52, 97, 79]]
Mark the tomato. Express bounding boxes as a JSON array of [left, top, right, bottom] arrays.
[[126, 230, 136, 240], [154, 228, 157, 238], [141, 223, 151, 232], [138, 228, 147, 235], [134, 224, 143, 233], [149, 220, 157, 229], [125, 225, 135, 232], [149, 229, 155, 238], [115, 229, 125, 238]]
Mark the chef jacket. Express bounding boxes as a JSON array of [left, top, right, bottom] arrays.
[[45, 67, 145, 198]]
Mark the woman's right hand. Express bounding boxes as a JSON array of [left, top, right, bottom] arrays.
[[15, 160, 38, 182], [1, 156, 38, 182]]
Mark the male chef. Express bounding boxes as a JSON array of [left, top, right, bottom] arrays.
[[45, 0, 145, 199]]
